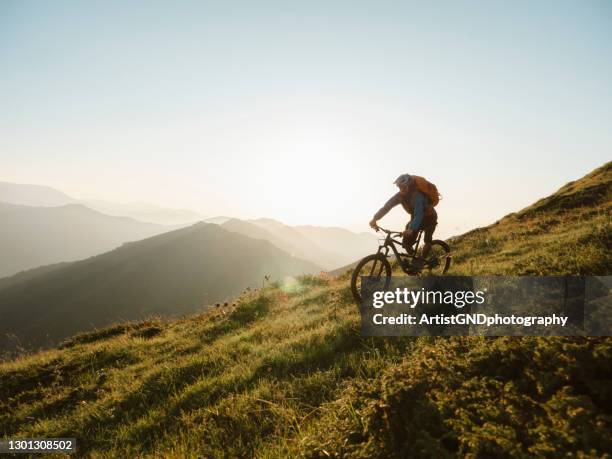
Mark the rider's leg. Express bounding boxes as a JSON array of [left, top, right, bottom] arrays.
[[402, 222, 418, 253], [420, 217, 438, 260]]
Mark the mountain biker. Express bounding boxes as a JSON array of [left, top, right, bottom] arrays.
[[369, 174, 438, 267]]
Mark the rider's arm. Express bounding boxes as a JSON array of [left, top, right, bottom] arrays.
[[372, 192, 402, 221], [409, 192, 426, 231]]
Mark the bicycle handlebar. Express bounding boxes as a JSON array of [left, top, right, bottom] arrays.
[[374, 226, 403, 236]]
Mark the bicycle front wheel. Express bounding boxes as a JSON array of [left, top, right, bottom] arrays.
[[350, 254, 392, 303]]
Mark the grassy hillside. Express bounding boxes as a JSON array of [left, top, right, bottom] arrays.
[[0, 163, 610, 458], [0, 223, 320, 352], [447, 161, 611, 276]]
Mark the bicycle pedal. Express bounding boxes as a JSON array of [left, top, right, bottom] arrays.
[[399, 259, 412, 269]]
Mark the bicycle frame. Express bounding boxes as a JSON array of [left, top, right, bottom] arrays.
[[375, 229, 423, 273], [351, 227, 451, 304]]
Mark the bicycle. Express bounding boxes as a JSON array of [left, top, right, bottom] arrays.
[[350, 226, 451, 303]]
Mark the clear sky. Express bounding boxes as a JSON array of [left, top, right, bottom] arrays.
[[1, 0, 611, 236]]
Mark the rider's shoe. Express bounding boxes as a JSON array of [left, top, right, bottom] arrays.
[[401, 258, 420, 274], [412, 257, 425, 270], [400, 258, 412, 271]]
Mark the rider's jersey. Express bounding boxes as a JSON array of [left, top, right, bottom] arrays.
[[373, 190, 437, 231]]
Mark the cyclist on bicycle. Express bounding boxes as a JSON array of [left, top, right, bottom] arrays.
[[369, 174, 438, 267]]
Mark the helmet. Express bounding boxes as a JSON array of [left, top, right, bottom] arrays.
[[393, 174, 412, 187]]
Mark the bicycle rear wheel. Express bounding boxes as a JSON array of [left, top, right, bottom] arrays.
[[424, 240, 451, 275], [350, 254, 392, 303]]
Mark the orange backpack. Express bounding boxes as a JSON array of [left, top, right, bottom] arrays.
[[411, 176, 441, 207]]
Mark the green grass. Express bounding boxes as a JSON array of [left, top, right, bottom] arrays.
[[1, 162, 610, 458]]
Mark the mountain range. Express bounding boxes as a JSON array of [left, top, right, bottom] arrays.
[[0, 181, 376, 278]]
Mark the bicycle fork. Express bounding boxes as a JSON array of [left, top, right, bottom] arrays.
[[369, 246, 389, 277]]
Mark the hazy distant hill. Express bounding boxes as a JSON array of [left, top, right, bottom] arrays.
[[247, 218, 346, 269], [0, 202, 173, 278], [82, 199, 206, 225], [0, 179, 204, 226], [204, 216, 232, 225], [0, 181, 76, 206], [248, 218, 377, 270], [0, 222, 320, 350], [294, 225, 376, 265], [221, 219, 303, 256]]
